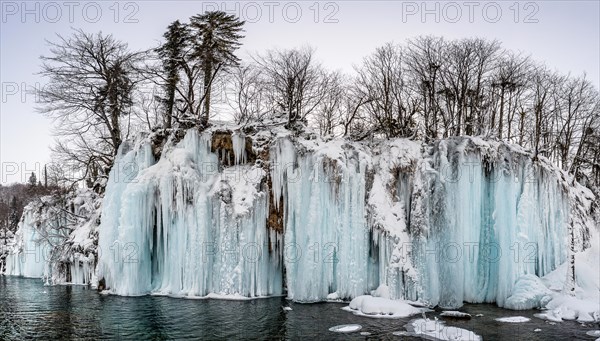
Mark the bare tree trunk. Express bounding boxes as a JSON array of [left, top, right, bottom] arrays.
[[498, 86, 505, 139], [564, 219, 576, 296], [203, 60, 213, 122]]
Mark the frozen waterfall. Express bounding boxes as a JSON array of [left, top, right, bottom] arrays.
[[89, 130, 594, 307], [3, 211, 49, 279], [98, 130, 282, 297]]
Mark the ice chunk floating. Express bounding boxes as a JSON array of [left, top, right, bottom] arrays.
[[406, 318, 482, 341], [343, 295, 425, 318], [328, 324, 362, 333], [440, 311, 472, 319], [495, 316, 530, 323]]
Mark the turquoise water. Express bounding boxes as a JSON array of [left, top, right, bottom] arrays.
[[1, 276, 597, 340]]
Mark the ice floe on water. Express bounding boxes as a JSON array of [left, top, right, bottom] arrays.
[[495, 316, 530, 323], [440, 311, 472, 319], [585, 330, 600, 337], [342, 295, 427, 318], [328, 324, 362, 333], [405, 318, 482, 341]]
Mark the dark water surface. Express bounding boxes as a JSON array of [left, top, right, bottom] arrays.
[[1, 276, 598, 340]]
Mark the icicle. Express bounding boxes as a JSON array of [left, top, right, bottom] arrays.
[[232, 132, 247, 165], [410, 141, 569, 308], [4, 210, 49, 278], [98, 129, 282, 298], [270, 138, 296, 212], [279, 138, 374, 302]]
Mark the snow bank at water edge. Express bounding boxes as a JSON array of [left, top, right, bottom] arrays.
[[506, 233, 600, 322]]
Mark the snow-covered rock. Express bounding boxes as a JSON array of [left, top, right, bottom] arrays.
[[406, 318, 482, 340], [505, 274, 552, 310], [532, 233, 600, 322], [343, 295, 425, 318]]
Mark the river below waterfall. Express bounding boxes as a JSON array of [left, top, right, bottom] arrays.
[[1, 277, 598, 340]]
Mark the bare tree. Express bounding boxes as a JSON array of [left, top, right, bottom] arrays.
[[405, 36, 446, 139], [38, 29, 145, 185], [489, 52, 530, 139], [340, 83, 374, 139], [226, 63, 269, 125], [550, 75, 599, 171], [137, 87, 162, 131], [255, 46, 329, 127], [355, 43, 417, 138], [436, 38, 500, 136], [315, 70, 344, 136], [573, 111, 600, 185], [528, 66, 560, 160]]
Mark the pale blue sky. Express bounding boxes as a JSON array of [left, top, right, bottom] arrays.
[[1, 0, 599, 183]]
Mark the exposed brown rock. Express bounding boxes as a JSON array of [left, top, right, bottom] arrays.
[[211, 131, 256, 166], [258, 147, 284, 234], [266, 174, 284, 234], [389, 162, 416, 199], [149, 128, 186, 160], [98, 277, 106, 291]]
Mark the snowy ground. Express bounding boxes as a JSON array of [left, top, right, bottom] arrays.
[[505, 233, 600, 323]]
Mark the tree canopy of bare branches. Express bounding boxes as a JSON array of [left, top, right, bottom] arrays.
[[38, 29, 146, 185]]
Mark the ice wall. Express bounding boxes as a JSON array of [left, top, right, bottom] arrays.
[[98, 130, 282, 297], [2, 191, 100, 285], [405, 139, 569, 308], [93, 129, 590, 308], [271, 138, 378, 302], [3, 211, 49, 278]]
